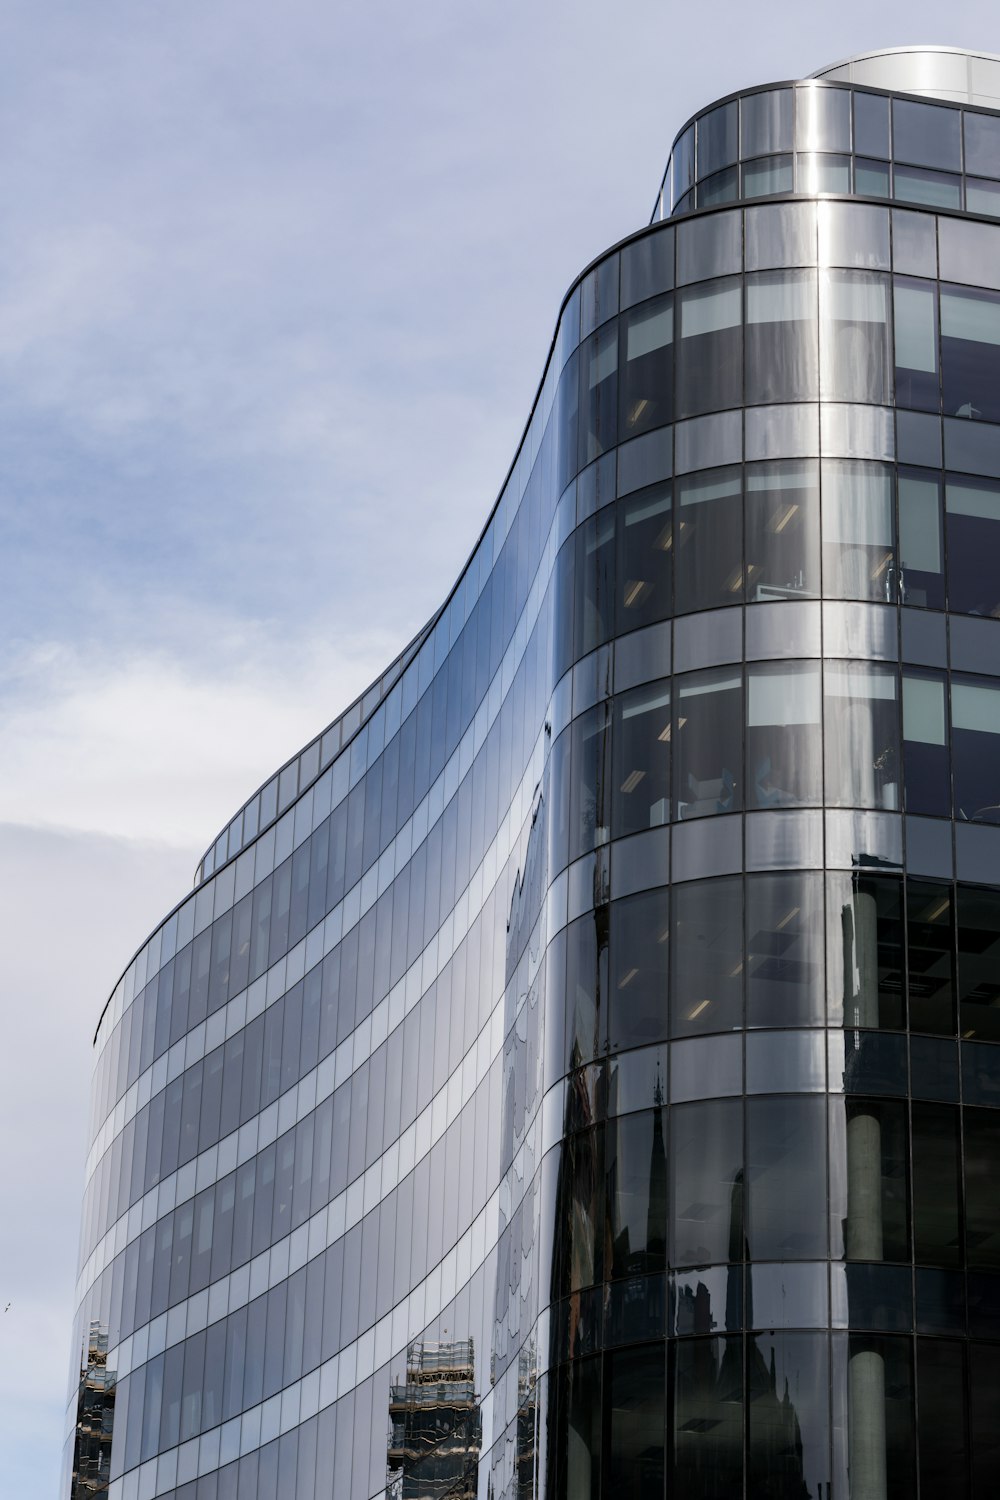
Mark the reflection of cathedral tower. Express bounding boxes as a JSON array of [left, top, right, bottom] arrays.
[[70, 1322, 116, 1499], [386, 1340, 482, 1500]]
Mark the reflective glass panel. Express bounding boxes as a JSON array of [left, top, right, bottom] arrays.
[[820, 270, 892, 403], [671, 876, 742, 1036], [612, 681, 671, 838], [669, 1099, 743, 1265], [616, 484, 673, 632], [941, 285, 1000, 422], [745, 460, 820, 601], [945, 478, 1000, 617], [822, 461, 896, 603], [746, 663, 823, 810], [608, 888, 669, 1052], [952, 678, 1000, 824], [746, 871, 825, 1025], [673, 668, 743, 822], [898, 470, 944, 609], [745, 270, 818, 404], [902, 672, 950, 819], [675, 279, 742, 418], [674, 468, 743, 614], [619, 294, 673, 439], [893, 278, 939, 412]]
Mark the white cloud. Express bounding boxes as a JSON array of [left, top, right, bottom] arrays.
[[0, 631, 401, 850]]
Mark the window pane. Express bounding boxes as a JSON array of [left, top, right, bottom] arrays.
[[676, 280, 742, 418], [698, 100, 738, 178], [746, 871, 825, 1025], [893, 279, 939, 411], [748, 1095, 828, 1258], [822, 460, 896, 603], [745, 270, 818, 404], [605, 1344, 665, 1498], [970, 1343, 1000, 1500], [826, 873, 904, 1029], [674, 668, 743, 822], [894, 166, 961, 209], [893, 98, 961, 170], [965, 110, 1000, 176], [747, 1333, 830, 1500], [579, 323, 617, 467], [675, 467, 743, 613], [698, 166, 738, 207], [609, 889, 670, 1051], [820, 270, 892, 403], [573, 508, 615, 659], [613, 681, 671, 839], [797, 86, 851, 152], [616, 483, 672, 631], [906, 882, 955, 1035], [671, 876, 743, 1036], [964, 1110, 1000, 1270], [547, 1355, 601, 1499], [941, 286, 1000, 422], [952, 678, 1000, 824], [743, 89, 793, 155], [829, 1097, 909, 1261], [551, 1125, 605, 1293], [671, 1338, 743, 1499], [841, 1335, 915, 1500], [568, 705, 611, 861], [911, 1102, 961, 1267], [619, 294, 673, 438], [902, 672, 949, 818], [669, 1099, 743, 1265], [966, 176, 1000, 217], [899, 471, 944, 609], [746, 663, 822, 809], [797, 152, 851, 194], [855, 93, 890, 158], [945, 477, 1000, 616], [824, 662, 899, 811], [743, 155, 793, 198], [957, 886, 1000, 1042], [605, 1109, 667, 1280], [855, 157, 890, 196], [745, 460, 820, 600]]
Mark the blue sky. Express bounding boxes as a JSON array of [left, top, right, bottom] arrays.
[[3, 2, 997, 1494]]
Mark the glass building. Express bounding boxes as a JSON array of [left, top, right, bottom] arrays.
[[67, 44, 1000, 1500]]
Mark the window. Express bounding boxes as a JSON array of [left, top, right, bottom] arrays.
[[612, 682, 671, 838], [952, 678, 1000, 824], [902, 673, 949, 818], [746, 663, 822, 809], [670, 1099, 743, 1264], [820, 270, 892, 404], [941, 285, 1000, 422], [745, 461, 820, 600], [945, 477, 1000, 617], [906, 882, 955, 1035], [605, 1109, 667, 1279], [899, 471, 944, 609], [675, 280, 742, 417], [893, 279, 939, 411], [829, 1097, 909, 1260], [747, 1095, 828, 1258], [674, 669, 743, 821], [745, 270, 818, 404], [671, 877, 743, 1036], [822, 460, 896, 603], [746, 871, 825, 1026], [957, 885, 1000, 1041], [826, 873, 904, 1029], [579, 324, 617, 467], [616, 483, 672, 631], [619, 294, 673, 438], [674, 467, 743, 613]]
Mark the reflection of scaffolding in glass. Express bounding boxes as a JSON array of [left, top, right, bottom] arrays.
[[386, 1340, 482, 1499], [71, 1321, 116, 1498]]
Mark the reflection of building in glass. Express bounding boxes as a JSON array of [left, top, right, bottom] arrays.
[[68, 42, 1000, 1500], [387, 1341, 481, 1499], [70, 1323, 115, 1499]]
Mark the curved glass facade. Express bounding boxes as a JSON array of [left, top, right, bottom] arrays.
[[68, 47, 1000, 1500]]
